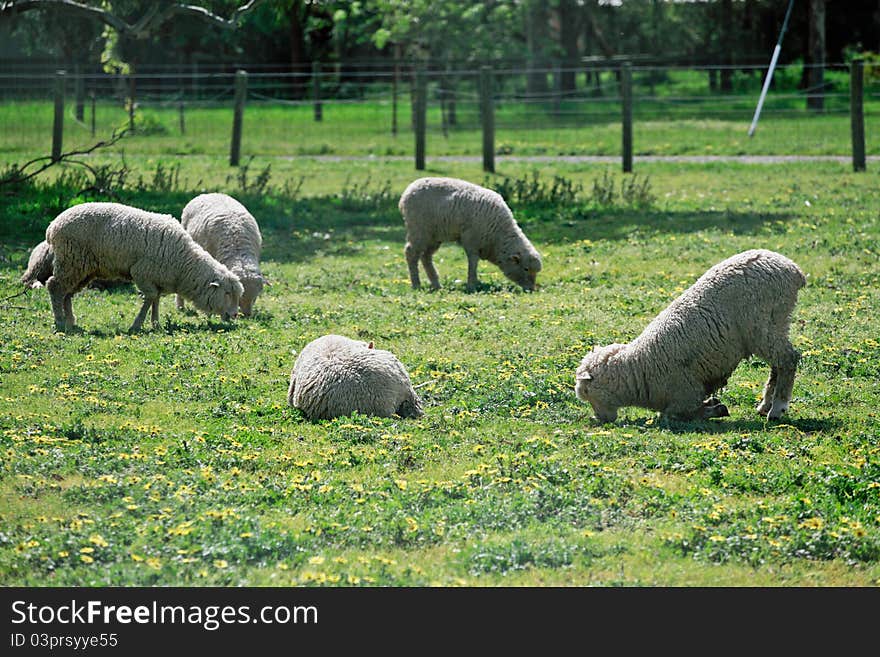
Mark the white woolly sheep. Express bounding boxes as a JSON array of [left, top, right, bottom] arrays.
[[176, 193, 266, 316], [288, 334, 424, 421], [574, 249, 806, 422], [20, 240, 54, 289], [45, 202, 243, 333], [399, 177, 542, 291]]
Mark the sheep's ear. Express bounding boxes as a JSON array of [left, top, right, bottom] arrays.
[[262, 276, 271, 286], [576, 371, 592, 381], [367, 341, 374, 349], [209, 281, 220, 288]]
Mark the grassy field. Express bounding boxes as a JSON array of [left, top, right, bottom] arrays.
[[0, 155, 879, 586]]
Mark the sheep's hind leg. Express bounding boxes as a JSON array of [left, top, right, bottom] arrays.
[[175, 294, 185, 311], [46, 277, 72, 332], [421, 243, 441, 290], [405, 242, 423, 289]]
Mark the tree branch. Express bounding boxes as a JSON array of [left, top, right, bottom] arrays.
[[0, 127, 129, 187], [0, 0, 267, 38]]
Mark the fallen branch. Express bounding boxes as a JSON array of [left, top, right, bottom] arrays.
[[0, 128, 129, 187]]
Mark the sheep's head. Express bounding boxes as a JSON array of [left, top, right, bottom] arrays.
[[238, 273, 267, 317], [574, 343, 626, 423], [205, 273, 244, 321], [501, 249, 543, 291]]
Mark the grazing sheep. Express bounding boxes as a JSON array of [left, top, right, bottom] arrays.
[[44, 202, 243, 333], [20, 240, 127, 292], [399, 177, 542, 291], [20, 240, 54, 289], [288, 334, 424, 421], [177, 193, 266, 316], [574, 249, 806, 422]]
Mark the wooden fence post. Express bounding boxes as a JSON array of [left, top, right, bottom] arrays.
[[391, 47, 399, 135], [52, 70, 65, 162], [230, 70, 248, 167], [90, 90, 96, 137], [480, 66, 495, 174], [128, 73, 136, 132], [621, 61, 633, 173], [414, 67, 426, 170], [850, 58, 866, 172], [74, 63, 85, 121], [313, 61, 322, 122]]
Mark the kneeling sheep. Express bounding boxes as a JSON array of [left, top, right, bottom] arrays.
[[288, 334, 424, 420], [575, 249, 806, 422]]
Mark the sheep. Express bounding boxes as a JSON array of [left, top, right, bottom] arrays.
[[398, 177, 542, 292], [176, 193, 266, 316], [288, 334, 424, 421], [44, 202, 243, 333], [574, 249, 806, 423], [20, 240, 127, 292], [20, 240, 54, 289]]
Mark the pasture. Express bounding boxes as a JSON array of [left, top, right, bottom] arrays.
[[0, 156, 879, 586]]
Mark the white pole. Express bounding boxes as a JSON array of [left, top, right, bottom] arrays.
[[748, 0, 796, 137], [748, 44, 782, 137]]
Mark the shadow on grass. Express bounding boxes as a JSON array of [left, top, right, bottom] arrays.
[[639, 415, 842, 435], [0, 183, 797, 271]]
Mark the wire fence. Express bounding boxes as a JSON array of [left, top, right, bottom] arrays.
[[0, 60, 876, 164]]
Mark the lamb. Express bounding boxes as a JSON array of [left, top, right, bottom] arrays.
[[176, 193, 266, 316], [44, 202, 243, 333], [399, 177, 542, 292], [574, 249, 806, 423], [288, 334, 424, 421]]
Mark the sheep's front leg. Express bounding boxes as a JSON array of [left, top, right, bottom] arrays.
[[465, 250, 480, 291], [151, 298, 160, 327], [766, 346, 800, 420], [756, 367, 778, 415], [129, 296, 156, 333], [175, 293, 185, 311]]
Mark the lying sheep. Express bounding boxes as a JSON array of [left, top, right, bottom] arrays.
[[288, 334, 424, 421], [45, 202, 243, 333], [574, 249, 806, 422], [177, 193, 266, 316], [399, 177, 542, 291]]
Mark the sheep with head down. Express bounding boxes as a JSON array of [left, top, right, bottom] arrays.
[[177, 193, 266, 317], [575, 249, 806, 423], [399, 177, 542, 292], [288, 334, 424, 421], [44, 202, 243, 333]]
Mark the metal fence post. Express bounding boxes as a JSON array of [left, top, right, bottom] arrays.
[[313, 61, 322, 122], [480, 66, 495, 174], [414, 68, 426, 170], [52, 70, 65, 162], [230, 70, 248, 167], [621, 61, 633, 173], [850, 58, 866, 172]]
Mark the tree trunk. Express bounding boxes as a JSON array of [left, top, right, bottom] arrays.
[[720, 0, 734, 92], [807, 0, 825, 111], [289, 0, 307, 99], [558, 0, 579, 92], [525, 0, 549, 94]]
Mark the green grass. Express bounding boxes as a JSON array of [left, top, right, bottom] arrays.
[[1, 156, 879, 586]]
